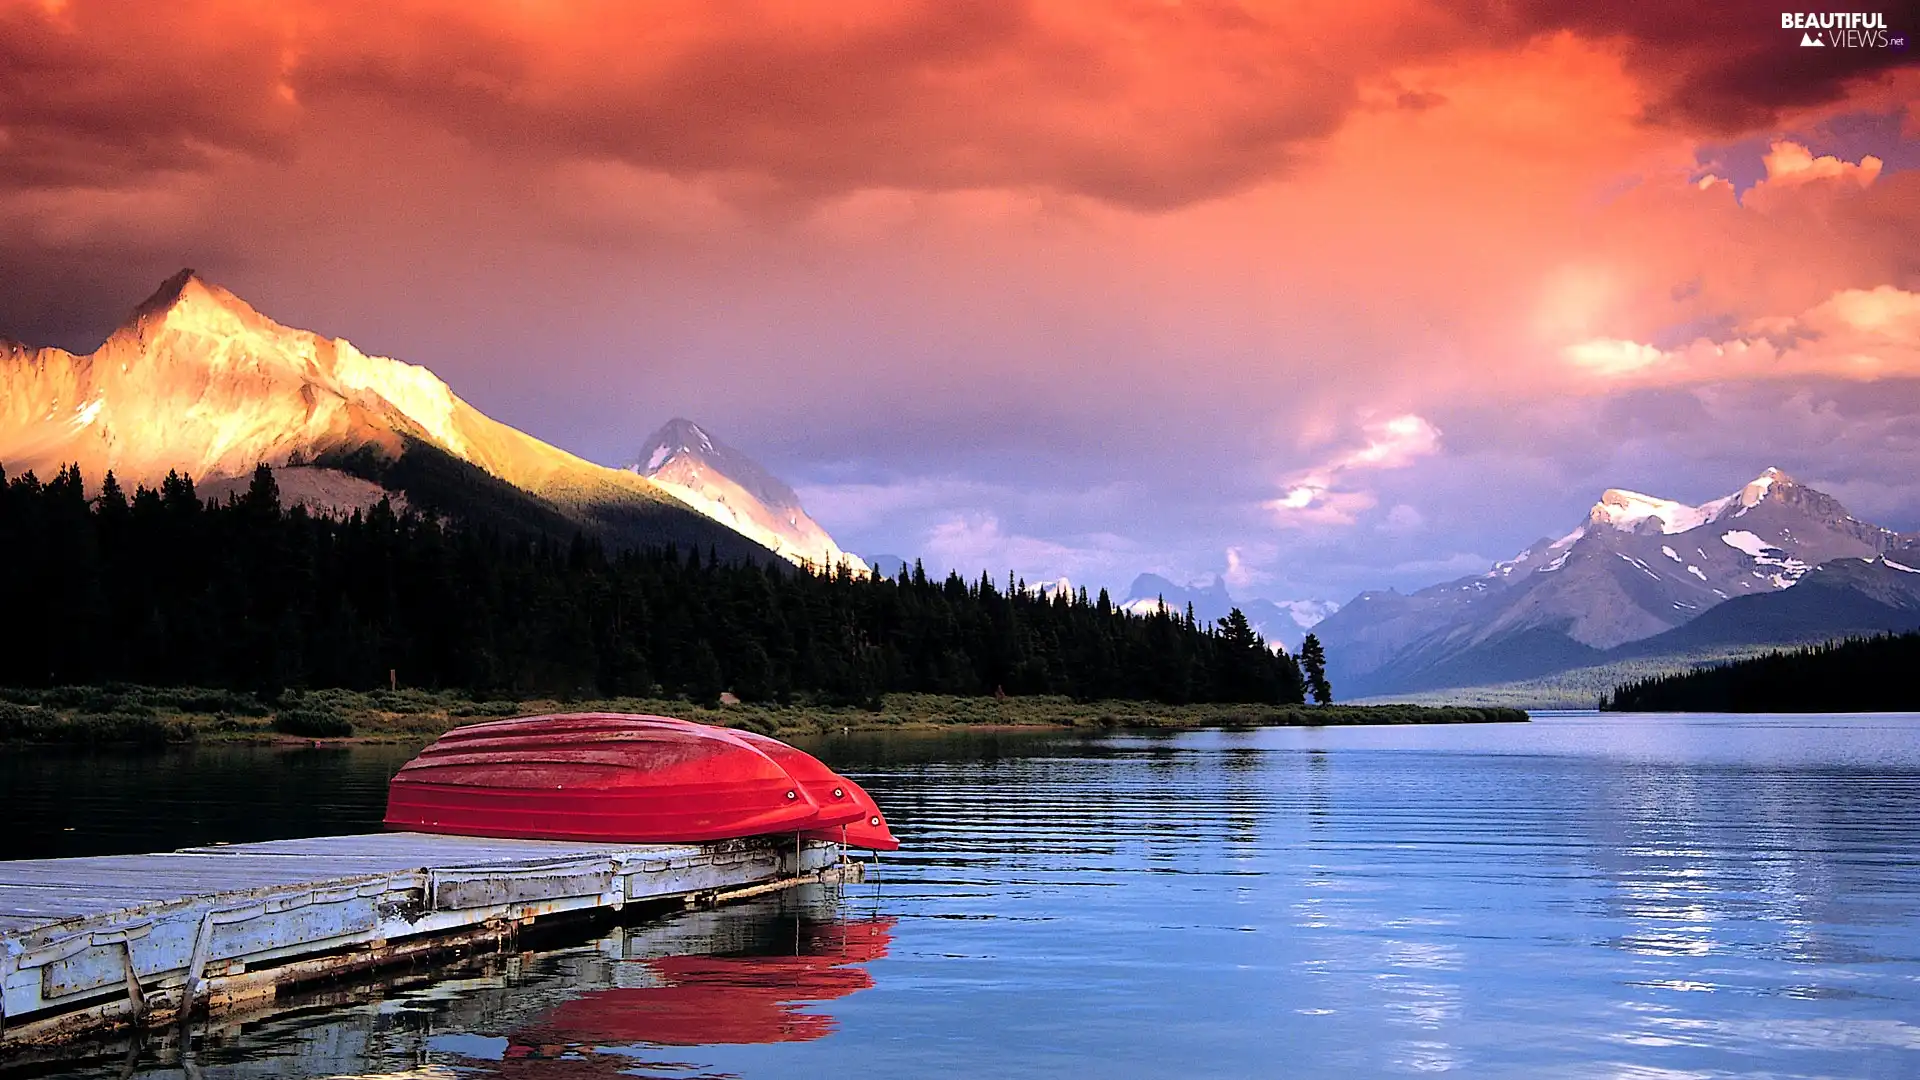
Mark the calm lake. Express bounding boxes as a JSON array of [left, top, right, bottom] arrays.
[[4, 712, 1919, 1078]]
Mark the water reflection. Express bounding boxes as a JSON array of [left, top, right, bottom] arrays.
[[496, 917, 893, 1073], [26, 891, 882, 1080], [8, 714, 1920, 1080]]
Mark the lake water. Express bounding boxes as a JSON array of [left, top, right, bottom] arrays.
[[5, 712, 1920, 1078]]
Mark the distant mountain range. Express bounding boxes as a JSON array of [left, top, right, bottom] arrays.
[[1315, 468, 1920, 697], [859, 559, 1337, 652], [28, 275, 1902, 692], [0, 271, 839, 566], [1117, 574, 1338, 653]]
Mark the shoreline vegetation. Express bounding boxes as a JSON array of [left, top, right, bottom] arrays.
[[0, 685, 1528, 746]]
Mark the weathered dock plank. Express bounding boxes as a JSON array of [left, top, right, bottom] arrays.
[[0, 831, 848, 1050]]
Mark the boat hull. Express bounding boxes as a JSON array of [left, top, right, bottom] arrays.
[[384, 713, 823, 843]]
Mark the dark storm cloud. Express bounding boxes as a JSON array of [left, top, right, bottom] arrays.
[[0, 1, 298, 191], [1478, 0, 1920, 132]]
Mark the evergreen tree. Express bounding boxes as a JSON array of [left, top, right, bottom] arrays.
[[1300, 633, 1332, 704], [685, 639, 724, 707]]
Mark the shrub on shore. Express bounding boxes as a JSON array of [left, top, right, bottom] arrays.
[[0, 701, 194, 745], [271, 707, 356, 738]]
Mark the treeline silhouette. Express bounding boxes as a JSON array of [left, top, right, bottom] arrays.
[[0, 464, 1309, 706], [1601, 632, 1920, 712]]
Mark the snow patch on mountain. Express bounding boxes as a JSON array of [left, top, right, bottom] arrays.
[[1720, 529, 1809, 587], [1024, 576, 1074, 599], [1585, 468, 1795, 538], [1590, 489, 1716, 534]]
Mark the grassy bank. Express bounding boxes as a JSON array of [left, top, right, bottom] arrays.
[[0, 685, 1527, 746]]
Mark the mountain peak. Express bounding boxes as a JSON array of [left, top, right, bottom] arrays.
[[655, 417, 715, 454], [1585, 468, 1807, 536], [635, 418, 782, 500], [1589, 488, 1712, 535], [125, 269, 264, 334], [629, 418, 866, 573], [131, 268, 199, 318], [1737, 467, 1793, 508]]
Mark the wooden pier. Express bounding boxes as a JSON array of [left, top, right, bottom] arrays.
[[0, 832, 852, 1050]]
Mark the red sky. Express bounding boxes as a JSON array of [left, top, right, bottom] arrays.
[[3, 0, 1918, 602]]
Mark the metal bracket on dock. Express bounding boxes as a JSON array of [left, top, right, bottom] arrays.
[[179, 905, 261, 1023], [119, 942, 146, 1020], [15, 923, 152, 973]]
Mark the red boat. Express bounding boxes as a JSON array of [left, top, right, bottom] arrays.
[[803, 775, 900, 851], [383, 713, 824, 842]]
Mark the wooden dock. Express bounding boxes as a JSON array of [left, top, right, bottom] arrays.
[[0, 832, 851, 1050]]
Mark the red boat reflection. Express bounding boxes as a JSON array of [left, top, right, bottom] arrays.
[[503, 917, 895, 1068]]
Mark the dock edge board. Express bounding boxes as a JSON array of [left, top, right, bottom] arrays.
[[0, 834, 854, 1050]]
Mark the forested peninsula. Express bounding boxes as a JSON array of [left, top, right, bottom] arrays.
[[1602, 632, 1920, 712]]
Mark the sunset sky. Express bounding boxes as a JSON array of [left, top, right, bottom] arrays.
[[4, 0, 1918, 605]]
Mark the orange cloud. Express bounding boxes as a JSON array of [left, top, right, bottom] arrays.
[[1740, 139, 1884, 207], [5, 0, 1912, 210], [1561, 286, 1920, 388], [3, 0, 1917, 465]]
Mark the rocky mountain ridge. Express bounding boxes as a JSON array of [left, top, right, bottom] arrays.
[[1314, 468, 1920, 696]]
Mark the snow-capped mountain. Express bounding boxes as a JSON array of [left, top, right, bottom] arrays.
[[631, 419, 867, 574], [1315, 468, 1920, 695], [1022, 575, 1075, 599], [1118, 572, 1339, 652], [0, 271, 772, 562]]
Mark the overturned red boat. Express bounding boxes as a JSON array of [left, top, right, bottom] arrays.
[[384, 713, 824, 843]]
